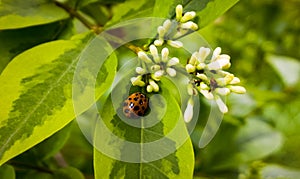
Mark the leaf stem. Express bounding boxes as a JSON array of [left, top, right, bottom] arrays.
[[54, 0, 102, 34]]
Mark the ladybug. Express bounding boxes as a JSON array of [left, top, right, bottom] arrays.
[[123, 92, 148, 118]]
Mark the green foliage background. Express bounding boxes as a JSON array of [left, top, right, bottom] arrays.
[[0, 0, 299, 178]]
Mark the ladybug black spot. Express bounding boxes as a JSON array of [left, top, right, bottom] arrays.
[[133, 106, 140, 111], [139, 99, 143, 105], [134, 97, 138, 101], [137, 111, 143, 116]]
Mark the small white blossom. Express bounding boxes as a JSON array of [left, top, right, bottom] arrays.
[[229, 77, 241, 84], [180, 21, 198, 30], [163, 19, 172, 31], [167, 57, 179, 66], [184, 97, 194, 123], [161, 47, 169, 62], [215, 87, 230, 96], [149, 45, 160, 63], [167, 40, 183, 48], [146, 84, 153, 93], [228, 85, 246, 94], [175, 4, 183, 21], [181, 11, 196, 22], [166, 67, 176, 77], [154, 70, 164, 79], [136, 67, 146, 74], [200, 89, 214, 100], [186, 64, 196, 73], [215, 96, 228, 113], [154, 39, 164, 46], [151, 64, 161, 71], [149, 79, 159, 92], [138, 51, 152, 63], [131, 76, 145, 87]]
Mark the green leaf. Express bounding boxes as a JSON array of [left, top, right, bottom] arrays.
[[105, 0, 155, 27], [0, 164, 15, 179], [0, 20, 73, 74], [266, 54, 300, 87], [93, 61, 194, 178], [152, 0, 181, 18], [0, 32, 117, 165], [184, 0, 240, 28], [0, 0, 69, 30]]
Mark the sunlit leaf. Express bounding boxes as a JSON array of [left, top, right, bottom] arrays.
[[105, 0, 155, 27], [184, 0, 240, 28], [0, 32, 117, 165], [0, 0, 69, 30], [0, 20, 73, 74]]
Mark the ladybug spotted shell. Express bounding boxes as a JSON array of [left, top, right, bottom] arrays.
[[123, 92, 148, 118]]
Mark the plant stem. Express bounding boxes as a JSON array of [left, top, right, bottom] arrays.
[[54, 0, 102, 34]]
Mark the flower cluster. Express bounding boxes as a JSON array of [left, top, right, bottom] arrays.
[[154, 5, 198, 48], [183, 47, 246, 122], [131, 45, 179, 92]]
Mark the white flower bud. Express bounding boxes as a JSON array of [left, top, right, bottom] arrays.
[[138, 51, 152, 63], [184, 97, 194, 123], [180, 11, 196, 22], [196, 73, 208, 81], [154, 70, 164, 78], [207, 58, 230, 70], [154, 39, 164, 46], [215, 87, 230, 96], [151, 64, 161, 71], [180, 21, 198, 30], [186, 64, 195, 73], [157, 26, 166, 38], [167, 57, 179, 66], [187, 84, 194, 96], [131, 76, 145, 87], [150, 45, 160, 63], [161, 47, 169, 62], [198, 47, 211, 61], [147, 85, 153, 93], [229, 85, 246, 94], [136, 67, 146, 74], [151, 73, 161, 81], [200, 89, 214, 100], [199, 82, 209, 90], [224, 74, 234, 84], [167, 40, 183, 48], [189, 52, 198, 65], [215, 95, 228, 113], [166, 67, 176, 77], [149, 79, 159, 92], [212, 47, 221, 61], [176, 4, 183, 21], [163, 19, 172, 31], [229, 77, 241, 84]]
